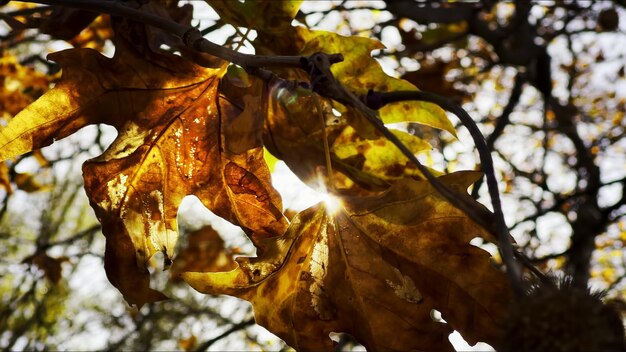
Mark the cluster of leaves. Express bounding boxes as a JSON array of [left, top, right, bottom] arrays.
[[312, 1, 626, 300], [0, 0, 517, 350]]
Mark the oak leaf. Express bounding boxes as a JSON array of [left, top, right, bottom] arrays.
[[113, 0, 195, 56], [0, 38, 287, 307], [213, 1, 451, 193], [263, 78, 442, 195], [183, 171, 511, 351]]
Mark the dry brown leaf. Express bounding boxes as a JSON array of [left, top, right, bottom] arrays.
[[258, 27, 453, 195], [113, 0, 195, 56], [23, 252, 70, 284], [0, 35, 287, 307], [183, 171, 510, 351], [206, 0, 302, 35]]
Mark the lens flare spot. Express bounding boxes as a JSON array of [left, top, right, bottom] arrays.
[[321, 192, 342, 214]]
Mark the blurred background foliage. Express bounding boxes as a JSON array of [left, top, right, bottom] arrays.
[[0, 1, 625, 350]]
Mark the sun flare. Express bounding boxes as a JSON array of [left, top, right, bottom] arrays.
[[321, 192, 342, 215]]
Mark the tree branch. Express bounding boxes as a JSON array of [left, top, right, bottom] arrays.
[[385, 2, 478, 24], [193, 318, 255, 352], [21, 0, 524, 297], [363, 89, 523, 296], [23, 0, 304, 69], [297, 50, 523, 295], [471, 72, 526, 198]]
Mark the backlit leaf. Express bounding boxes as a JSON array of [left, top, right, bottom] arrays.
[[183, 171, 510, 351], [332, 125, 441, 182], [0, 37, 287, 307], [255, 25, 456, 194], [0, 52, 51, 118], [298, 28, 456, 136], [264, 78, 442, 194]]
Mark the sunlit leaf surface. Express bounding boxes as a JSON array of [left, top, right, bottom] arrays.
[[298, 28, 456, 136], [184, 172, 510, 351], [0, 37, 287, 306]]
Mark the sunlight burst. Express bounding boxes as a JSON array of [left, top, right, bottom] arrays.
[[321, 192, 342, 215]]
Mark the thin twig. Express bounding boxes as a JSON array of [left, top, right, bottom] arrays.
[[513, 251, 551, 284], [23, 0, 303, 69], [472, 72, 526, 198], [193, 318, 255, 352]]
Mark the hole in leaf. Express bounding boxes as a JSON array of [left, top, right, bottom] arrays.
[[329, 332, 342, 343], [328, 332, 365, 351], [469, 236, 498, 256], [177, 195, 255, 257], [430, 309, 444, 322], [469, 236, 483, 247], [449, 331, 495, 351]]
